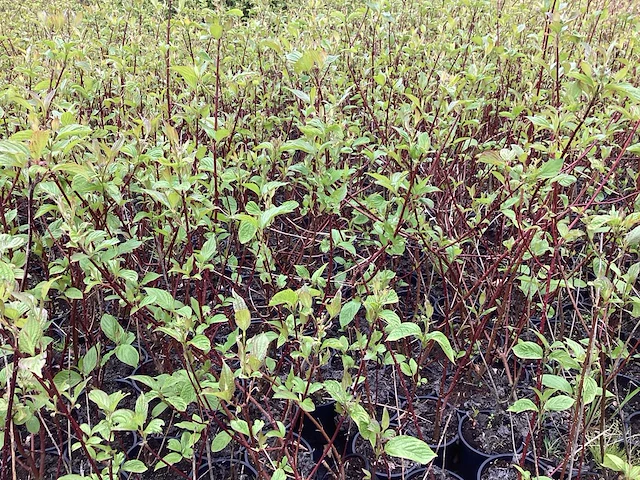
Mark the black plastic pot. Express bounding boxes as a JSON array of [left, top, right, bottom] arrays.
[[457, 411, 525, 480], [196, 458, 258, 480], [611, 374, 640, 416], [398, 396, 460, 470], [412, 466, 465, 480], [476, 454, 539, 480], [625, 410, 640, 448], [296, 400, 350, 457]]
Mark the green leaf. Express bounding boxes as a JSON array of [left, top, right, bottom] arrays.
[[171, 65, 198, 90], [604, 453, 627, 472], [537, 157, 563, 179], [88, 389, 111, 411], [56, 124, 92, 140], [19, 316, 42, 356], [231, 291, 251, 332], [384, 436, 437, 465], [300, 397, 316, 412], [230, 419, 250, 436], [216, 362, 235, 402], [582, 376, 599, 405], [210, 21, 223, 39], [238, 220, 258, 244], [542, 374, 572, 394], [247, 333, 271, 363], [423, 331, 456, 363], [512, 340, 543, 360], [544, 395, 575, 412], [339, 300, 361, 328], [272, 468, 286, 480], [159, 452, 182, 467], [144, 288, 176, 311], [199, 237, 217, 262], [189, 335, 211, 353], [211, 431, 232, 452], [81, 345, 99, 375], [64, 287, 82, 300], [26, 415, 40, 434], [626, 224, 640, 246], [386, 322, 421, 341], [122, 460, 147, 473], [259, 201, 299, 228], [269, 289, 298, 308], [326, 290, 342, 319], [508, 398, 538, 413], [607, 82, 640, 102], [115, 344, 139, 368], [0, 261, 15, 285], [527, 115, 553, 130]]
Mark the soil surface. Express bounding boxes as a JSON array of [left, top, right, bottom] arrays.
[[461, 411, 528, 455], [448, 364, 531, 411], [321, 454, 368, 480], [361, 365, 403, 420], [479, 457, 534, 480], [197, 460, 256, 480], [399, 397, 458, 446], [414, 465, 462, 480]]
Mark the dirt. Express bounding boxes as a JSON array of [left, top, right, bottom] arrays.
[[413, 465, 462, 480], [317, 353, 347, 382], [321, 454, 369, 480], [360, 365, 403, 420], [479, 457, 534, 480], [13, 450, 71, 480], [197, 460, 257, 480], [628, 412, 640, 447], [461, 411, 529, 455], [610, 374, 640, 415], [447, 364, 532, 411], [399, 397, 458, 446]]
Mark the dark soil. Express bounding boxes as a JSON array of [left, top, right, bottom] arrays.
[[197, 460, 257, 480], [479, 457, 534, 480], [611, 374, 640, 415], [321, 454, 368, 480], [412, 465, 462, 480], [360, 365, 403, 420], [628, 412, 640, 447], [461, 411, 528, 455], [448, 364, 531, 411], [399, 397, 458, 446], [13, 450, 71, 480]]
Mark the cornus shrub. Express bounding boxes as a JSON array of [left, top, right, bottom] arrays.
[[1, 0, 640, 479]]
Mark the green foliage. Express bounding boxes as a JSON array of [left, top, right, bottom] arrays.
[[1, 0, 640, 477]]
